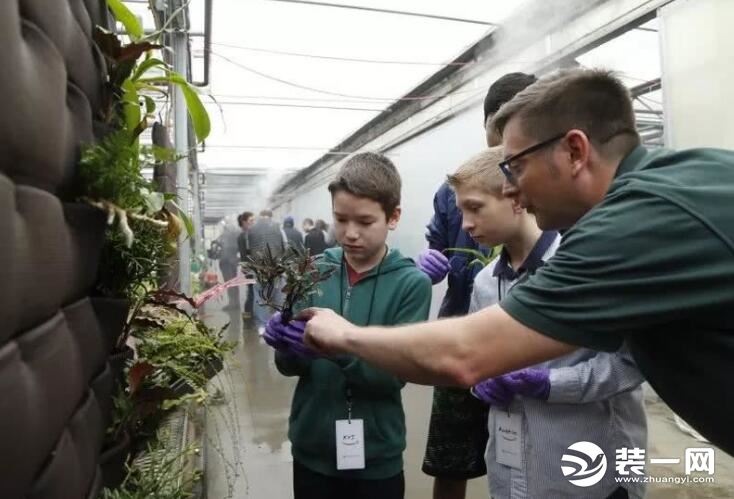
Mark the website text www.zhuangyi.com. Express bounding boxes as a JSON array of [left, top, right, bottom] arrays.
[[615, 475, 716, 486]]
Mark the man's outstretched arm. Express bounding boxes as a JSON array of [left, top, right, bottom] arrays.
[[300, 304, 576, 387]]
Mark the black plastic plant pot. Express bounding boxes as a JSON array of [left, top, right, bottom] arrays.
[[100, 431, 131, 490], [91, 297, 131, 354], [203, 356, 224, 380], [63, 203, 108, 294], [171, 378, 196, 398], [108, 344, 134, 389]]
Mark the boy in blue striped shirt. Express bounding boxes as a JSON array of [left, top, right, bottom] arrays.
[[449, 146, 647, 499]]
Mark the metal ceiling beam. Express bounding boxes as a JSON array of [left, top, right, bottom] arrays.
[[269, 0, 496, 26]]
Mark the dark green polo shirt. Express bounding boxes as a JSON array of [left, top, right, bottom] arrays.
[[501, 145, 734, 454]]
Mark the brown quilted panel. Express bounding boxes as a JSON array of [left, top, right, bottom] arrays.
[[0, 0, 112, 497]]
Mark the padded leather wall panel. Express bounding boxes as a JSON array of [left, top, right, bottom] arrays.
[[0, 18, 72, 192], [12, 187, 72, 336], [28, 390, 105, 499], [0, 0, 112, 497], [65, 298, 108, 383], [64, 205, 107, 305]]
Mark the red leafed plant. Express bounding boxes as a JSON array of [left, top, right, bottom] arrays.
[[241, 245, 337, 323]]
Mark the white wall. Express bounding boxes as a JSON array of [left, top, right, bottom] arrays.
[[273, 104, 486, 260], [387, 105, 486, 260], [660, 0, 734, 149]]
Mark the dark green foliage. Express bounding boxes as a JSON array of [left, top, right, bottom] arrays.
[[444, 246, 503, 268], [133, 315, 233, 393], [100, 439, 200, 499], [97, 218, 172, 299], [77, 129, 150, 209], [242, 245, 337, 323]]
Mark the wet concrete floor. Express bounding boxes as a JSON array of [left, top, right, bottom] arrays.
[[202, 302, 734, 499]]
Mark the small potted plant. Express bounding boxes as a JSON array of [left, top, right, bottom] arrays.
[[241, 246, 337, 323]]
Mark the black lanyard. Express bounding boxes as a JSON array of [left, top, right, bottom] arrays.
[[340, 247, 387, 422]]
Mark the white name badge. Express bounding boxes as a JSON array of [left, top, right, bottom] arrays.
[[495, 410, 523, 470], [336, 419, 366, 470]]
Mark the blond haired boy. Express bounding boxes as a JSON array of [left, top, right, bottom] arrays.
[[448, 147, 647, 499]]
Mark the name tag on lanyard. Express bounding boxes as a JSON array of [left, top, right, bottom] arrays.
[[495, 410, 523, 470], [335, 419, 365, 470]]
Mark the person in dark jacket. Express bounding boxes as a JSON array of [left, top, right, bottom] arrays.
[[219, 216, 242, 310], [303, 217, 328, 256], [419, 72, 538, 499], [238, 211, 255, 318], [283, 216, 304, 251], [247, 209, 287, 331]]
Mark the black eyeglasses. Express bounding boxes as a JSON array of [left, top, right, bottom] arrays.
[[498, 128, 638, 184], [498, 132, 566, 184]]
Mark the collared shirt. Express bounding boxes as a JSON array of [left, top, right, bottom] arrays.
[[502, 146, 734, 453], [470, 232, 647, 499], [492, 230, 558, 282]]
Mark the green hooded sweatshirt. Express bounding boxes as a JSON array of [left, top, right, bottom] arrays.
[[275, 247, 431, 480]]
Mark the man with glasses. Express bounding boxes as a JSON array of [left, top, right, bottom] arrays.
[[298, 68, 734, 456]]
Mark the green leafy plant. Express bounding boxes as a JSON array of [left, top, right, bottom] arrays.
[[101, 437, 201, 499], [133, 315, 233, 393], [97, 217, 173, 300], [444, 245, 503, 268], [106, 297, 234, 454], [241, 246, 337, 322], [79, 1, 208, 299], [96, 0, 210, 143]]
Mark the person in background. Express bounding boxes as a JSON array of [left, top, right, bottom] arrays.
[[418, 72, 538, 499], [452, 146, 645, 499], [304, 217, 328, 256], [263, 152, 431, 499], [315, 219, 335, 247], [238, 211, 255, 319], [247, 209, 287, 333], [219, 215, 242, 310], [283, 215, 304, 251]]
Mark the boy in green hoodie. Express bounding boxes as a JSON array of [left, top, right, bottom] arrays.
[[263, 152, 432, 499]]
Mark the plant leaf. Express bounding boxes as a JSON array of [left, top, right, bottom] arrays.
[[140, 187, 165, 213], [167, 73, 211, 142], [106, 0, 144, 40], [143, 95, 156, 115], [168, 200, 194, 237], [121, 79, 141, 138], [128, 361, 155, 395], [132, 57, 168, 82], [93, 27, 122, 60], [118, 42, 163, 63]]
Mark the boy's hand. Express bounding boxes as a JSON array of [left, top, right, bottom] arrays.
[[471, 368, 551, 407], [265, 313, 318, 358], [298, 307, 355, 356], [472, 377, 513, 407], [501, 368, 551, 400], [417, 249, 450, 284]]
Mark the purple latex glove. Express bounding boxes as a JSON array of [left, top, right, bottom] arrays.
[[264, 313, 317, 358], [501, 368, 551, 400], [471, 377, 514, 407], [472, 368, 551, 407], [417, 249, 450, 284], [263, 314, 288, 351]]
